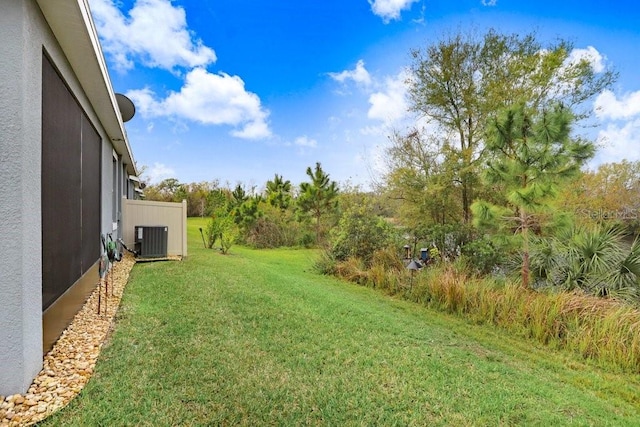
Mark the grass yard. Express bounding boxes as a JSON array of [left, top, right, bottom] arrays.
[[42, 218, 640, 426]]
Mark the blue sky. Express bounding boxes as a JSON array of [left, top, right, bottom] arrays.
[[90, 0, 640, 189]]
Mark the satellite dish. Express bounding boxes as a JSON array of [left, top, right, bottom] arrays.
[[115, 93, 135, 122]]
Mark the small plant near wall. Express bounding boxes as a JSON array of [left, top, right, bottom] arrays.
[[204, 207, 238, 254], [204, 219, 219, 249], [219, 221, 239, 255]]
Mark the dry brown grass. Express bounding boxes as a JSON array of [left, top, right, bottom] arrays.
[[333, 257, 640, 373]]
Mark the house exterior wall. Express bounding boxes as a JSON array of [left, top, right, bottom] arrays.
[[103, 148, 117, 237], [0, 0, 136, 395], [0, 0, 46, 395]]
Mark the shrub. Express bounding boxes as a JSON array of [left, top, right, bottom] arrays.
[[461, 235, 505, 275], [219, 223, 239, 255], [204, 206, 231, 249], [334, 257, 368, 285], [314, 249, 337, 275], [416, 223, 475, 260], [299, 232, 316, 248], [242, 203, 307, 249], [206, 207, 238, 254], [330, 203, 398, 266], [204, 217, 219, 249], [371, 247, 405, 272], [529, 225, 640, 300]]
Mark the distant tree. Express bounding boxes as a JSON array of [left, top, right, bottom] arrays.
[[143, 177, 187, 202], [183, 181, 220, 217], [384, 130, 461, 228], [336, 182, 393, 220], [266, 174, 292, 211], [207, 186, 230, 216], [556, 160, 640, 231], [239, 174, 304, 248], [142, 183, 162, 201], [472, 103, 594, 288], [298, 162, 339, 244], [233, 195, 264, 229], [407, 29, 616, 223], [157, 178, 183, 201], [231, 184, 248, 208]]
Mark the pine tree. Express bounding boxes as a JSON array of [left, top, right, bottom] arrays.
[[298, 162, 339, 244], [266, 174, 292, 211], [472, 103, 594, 288]]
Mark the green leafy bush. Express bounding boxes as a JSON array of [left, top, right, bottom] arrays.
[[205, 207, 239, 254], [461, 235, 505, 275], [242, 204, 306, 249], [330, 203, 398, 266]]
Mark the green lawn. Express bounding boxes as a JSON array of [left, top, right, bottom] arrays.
[[42, 218, 640, 426]]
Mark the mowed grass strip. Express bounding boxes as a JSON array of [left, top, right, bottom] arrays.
[[43, 219, 640, 426]]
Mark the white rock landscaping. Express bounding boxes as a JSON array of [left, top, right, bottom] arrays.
[[0, 254, 135, 426]]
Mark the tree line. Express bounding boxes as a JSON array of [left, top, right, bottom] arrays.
[[142, 162, 344, 250], [143, 28, 640, 300], [375, 29, 640, 299]]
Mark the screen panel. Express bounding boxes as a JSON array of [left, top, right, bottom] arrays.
[[42, 53, 102, 311], [81, 113, 101, 272]]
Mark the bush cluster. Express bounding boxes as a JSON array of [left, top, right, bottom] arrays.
[[330, 204, 399, 266]]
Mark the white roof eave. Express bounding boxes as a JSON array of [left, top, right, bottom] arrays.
[[36, 0, 138, 177]]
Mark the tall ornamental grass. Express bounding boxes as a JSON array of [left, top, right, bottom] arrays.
[[326, 251, 640, 373]]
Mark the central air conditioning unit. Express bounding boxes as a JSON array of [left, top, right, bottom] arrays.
[[134, 226, 168, 258]]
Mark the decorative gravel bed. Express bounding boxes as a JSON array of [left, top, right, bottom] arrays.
[[0, 254, 135, 426]]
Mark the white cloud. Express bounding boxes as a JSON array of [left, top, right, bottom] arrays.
[[369, 0, 419, 23], [145, 162, 176, 183], [294, 136, 318, 148], [539, 46, 607, 101], [595, 118, 640, 164], [368, 142, 389, 177], [481, 0, 497, 6], [127, 68, 272, 139], [592, 89, 640, 165], [126, 87, 160, 116], [90, 0, 216, 71], [566, 46, 605, 73], [360, 124, 386, 136], [327, 63, 411, 135], [231, 120, 272, 140], [328, 60, 372, 86], [367, 71, 409, 125], [594, 90, 640, 120]]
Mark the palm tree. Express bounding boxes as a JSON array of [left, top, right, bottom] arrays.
[[529, 226, 640, 300]]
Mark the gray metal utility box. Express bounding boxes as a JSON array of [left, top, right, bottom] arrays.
[[135, 226, 168, 258]]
